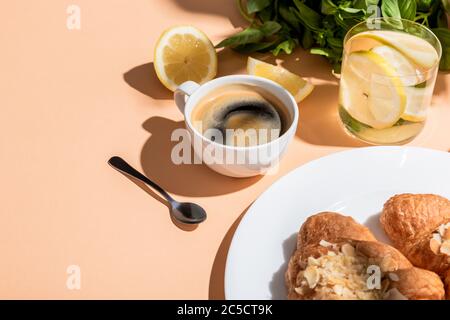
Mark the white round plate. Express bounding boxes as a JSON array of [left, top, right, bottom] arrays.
[[224, 146, 450, 300]]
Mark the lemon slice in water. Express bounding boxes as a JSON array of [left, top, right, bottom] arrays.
[[340, 51, 406, 129], [352, 31, 439, 69], [371, 45, 420, 86], [401, 86, 433, 122]]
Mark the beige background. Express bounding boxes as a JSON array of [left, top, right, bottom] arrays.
[[0, 0, 449, 299]]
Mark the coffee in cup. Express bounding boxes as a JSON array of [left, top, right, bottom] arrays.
[[174, 75, 299, 177], [190, 84, 289, 147]]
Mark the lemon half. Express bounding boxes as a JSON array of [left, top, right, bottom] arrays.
[[154, 26, 217, 91]]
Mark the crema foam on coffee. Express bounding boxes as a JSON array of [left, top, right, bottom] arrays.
[[191, 84, 289, 147]]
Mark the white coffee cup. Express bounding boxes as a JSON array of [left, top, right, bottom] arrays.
[[174, 75, 299, 178]]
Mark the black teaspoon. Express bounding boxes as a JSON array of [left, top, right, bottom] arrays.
[[108, 156, 207, 224]]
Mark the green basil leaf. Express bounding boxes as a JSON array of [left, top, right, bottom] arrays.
[[279, 5, 302, 30], [328, 36, 344, 50], [321, 0, 338, 15], [235, 40, 278, 53], [381, 0, 415, 20], [381, 0, 401, 18], [293, 0, 323, 31], [302, 29, 314, 48], [399, 0, 417, 20], [333, 62, 342, 74], [260, 21, 282, 36], [339, 7, 366, 15], [215, 27, 264, 48], [353, 0, 367, 9], [338, 6, 366, 27], [247, 0, 272, 14], [334, 11, 362, 30], [278, 20, 294, 36], [432, 28, 450, 70], [310, 47, 342, 70], [237, 0, 255, 23], [416, 0, 434, 12], [259, 5, 274, 22], [353, 0, 379, 10], [271, 38, 298, 55], [335, 12, 353, 29], [316, 31, 327, 47], [310, 47, 337, 58], [323, 14, 337, 29]]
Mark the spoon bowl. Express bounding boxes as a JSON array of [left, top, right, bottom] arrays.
[[108, 156, 207, 224], [171, 201, 207, 224]]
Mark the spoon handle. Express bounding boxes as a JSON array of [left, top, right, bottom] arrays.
[[108, 156, 174, 203]]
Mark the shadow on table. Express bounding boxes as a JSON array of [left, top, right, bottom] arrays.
[[434, 72, 449, 100], [112, 163, 199, 232], [253, 50, 368, 147], [209, 206, 249, 299], [123, 49, 246, 101], [124, 62, 172, 100], [208, 211, 297, 300], [216, 48, 247, 77], [140, 117, 262, 197], [295, 83, 368, 148]]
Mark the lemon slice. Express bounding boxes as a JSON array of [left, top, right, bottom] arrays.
[[401, 86, 433, 122], [352, 31, 439, 69], [247, 57, 314, 103], [369, 45, 431, 122], [357, 122, 424, 144], [154, 26, 217, 91], [340, 51, 406, 129], [371, 45, 420, 86]]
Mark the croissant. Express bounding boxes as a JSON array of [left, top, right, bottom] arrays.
[[380, 193, 450, 298], [286, 212, 445, 300]]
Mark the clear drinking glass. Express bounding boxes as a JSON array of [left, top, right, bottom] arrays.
[[338, 18, 442, 145]]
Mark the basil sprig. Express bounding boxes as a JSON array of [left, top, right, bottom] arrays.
[[217, 0, 450, 71]]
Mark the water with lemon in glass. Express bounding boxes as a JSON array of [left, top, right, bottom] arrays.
[[339, 30, 439, 144]]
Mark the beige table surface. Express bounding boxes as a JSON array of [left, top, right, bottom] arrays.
[[1, 0, 449, 299]]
